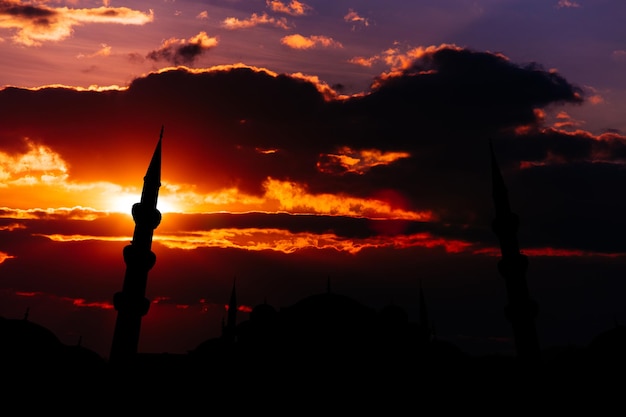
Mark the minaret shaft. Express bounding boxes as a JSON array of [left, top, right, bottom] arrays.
[[490, 140, 540, 361], [110, 127, 163, 365]]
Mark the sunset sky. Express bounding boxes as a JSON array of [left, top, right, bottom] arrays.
[[1, 0, 626, 359]]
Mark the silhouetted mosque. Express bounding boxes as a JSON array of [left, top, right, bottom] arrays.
[[3, 132, 626, 406], [186, 277, 464, 378]]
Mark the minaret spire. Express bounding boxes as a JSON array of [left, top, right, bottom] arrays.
[[489, 139, 540, 362], [110, 126, 163, 365]]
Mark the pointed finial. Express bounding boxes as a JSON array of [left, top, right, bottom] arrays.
[[144, 126, 162, 187]]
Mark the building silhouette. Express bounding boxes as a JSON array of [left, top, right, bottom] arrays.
[[4, 132, 626, 410]]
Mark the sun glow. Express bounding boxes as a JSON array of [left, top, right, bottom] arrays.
[[108, 192, 180, 215]]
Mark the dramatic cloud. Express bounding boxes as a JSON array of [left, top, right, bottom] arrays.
[[222, 12, 290, 30], [280, 34, 343, 49], [3, 45, 625, 358], [146, 32, 218, 65], [0, 137, 68, 186], [0, 251, 14, 264], [349, 44, 447, 71], [344, 9, 371, 29], [267, 0, 312, 16], [0, 1, 154, 46], [317, 147, 411, 175], [348, 55, 378, 68]]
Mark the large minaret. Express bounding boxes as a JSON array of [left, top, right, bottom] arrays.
[[110, 127, 163, 365], [490, 140, 540, 362]]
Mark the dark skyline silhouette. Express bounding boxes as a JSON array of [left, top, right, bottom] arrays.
[[3, 132, 626, 410], [1, 46, 625, 372]]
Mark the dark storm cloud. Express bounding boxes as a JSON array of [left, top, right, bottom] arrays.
[[367, 47, 583, 133], [499, 128, 626, 164], [0, 1, 55, 20], [146, 32, 218, 66], [511, 161, 626, 253], [1, 46, 624, 252]]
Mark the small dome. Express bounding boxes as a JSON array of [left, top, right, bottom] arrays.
[[0, 317, 63, 354], [250, 303, 277, 322], [588, 324, 626, 361]]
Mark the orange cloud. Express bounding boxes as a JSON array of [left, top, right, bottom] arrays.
[[0, 2, 154, 46], [551, 111, 583, 130], [344, 8, 371, 29], [392, 233, 474, 253], [154, 229, 471, 255], [36, 233, 129, 243], [222, 12, 289, 30], [0, 207, 108, 221], [289, 72, 342, 100], [262, 178, 432, 220], [76, 43, 112, 59], [0, 251, 15, 264], [369, 44, 462, 88], [348, 56, 378, 67], [280, 34, 343, 50], [0, 222, 25, 231], [318, 146, 410, 174], [0, 138, 68, 186], [267, 0, 312, 16]]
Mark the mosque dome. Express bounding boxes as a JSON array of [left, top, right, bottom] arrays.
[[0, 316, 63, 357], [587, 323, 626, 365]]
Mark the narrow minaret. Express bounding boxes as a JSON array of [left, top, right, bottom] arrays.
[[110, 127, 163, 365], [222, 278, 238, 343], [490, 140, 540, 362]]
